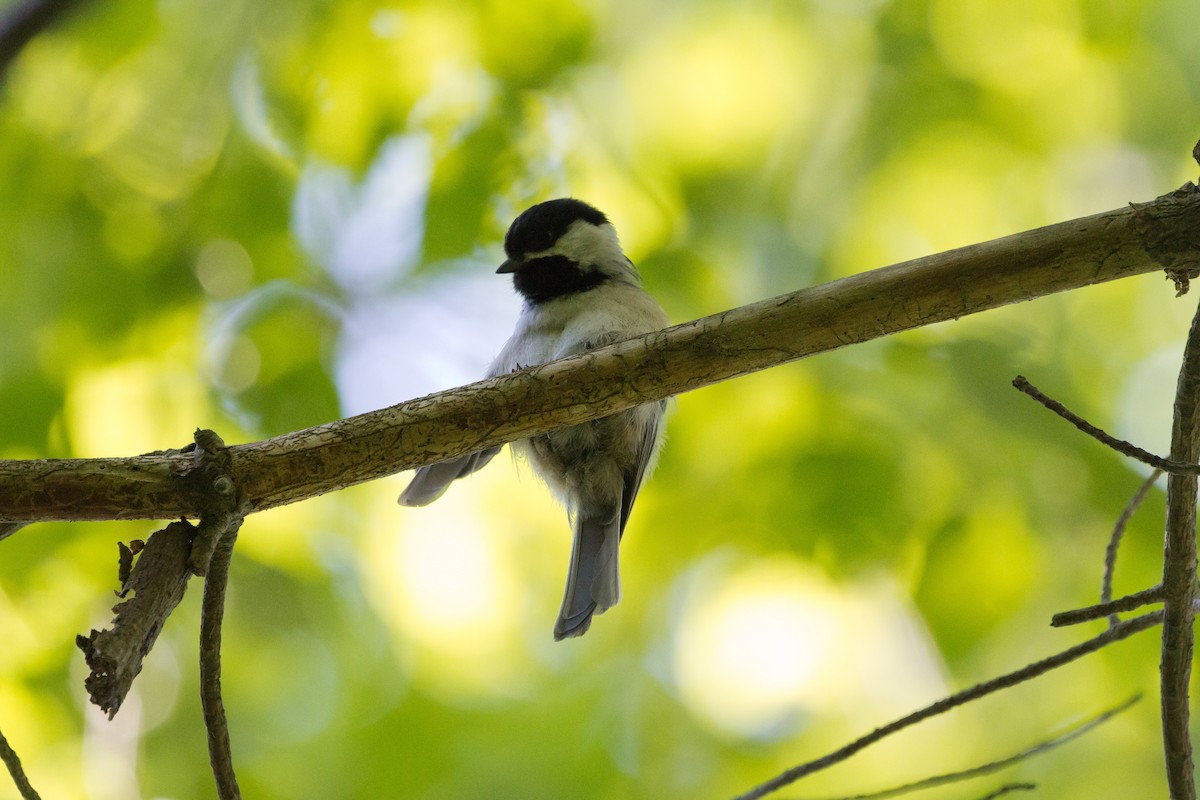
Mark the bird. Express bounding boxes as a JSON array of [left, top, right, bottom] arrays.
[[398, 198, 670, 640]]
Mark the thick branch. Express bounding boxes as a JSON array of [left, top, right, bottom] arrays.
[[2, 185, 1199, 524], [1160, 296, 1200, 800]]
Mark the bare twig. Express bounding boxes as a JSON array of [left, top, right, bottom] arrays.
[[1160, 297, 1200, 800], [0, 0, 89, 79], [1013, 377, 1200, 475], [1052, 585, 1164, 627], [1102, 470, 1162, 625], [200, 528, 242, 800], [180, 428, 245, 799], [732, 612, 1162, 800], [4, 186, 1200, 526], [783, 695, 1139, 800], [0, 726, 41, 800]]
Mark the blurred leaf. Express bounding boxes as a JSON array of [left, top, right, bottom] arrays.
[[1, 0, 1196, 797]]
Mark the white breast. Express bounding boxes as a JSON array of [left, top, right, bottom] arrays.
[[488, 282, 669, 376]]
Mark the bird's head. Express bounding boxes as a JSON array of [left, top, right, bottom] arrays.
[[498, 198, 640, 304]]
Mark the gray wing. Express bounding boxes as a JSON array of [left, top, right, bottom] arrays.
[[619, 401, 665, 535], [559, 330, 663, 536], [398, 349, 517, 508], [398, 446, 502, 507]]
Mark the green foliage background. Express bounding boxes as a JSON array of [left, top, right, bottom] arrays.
[[2, 0, 1200, 797]]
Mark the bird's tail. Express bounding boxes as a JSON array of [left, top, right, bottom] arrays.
[[553, 509, 622, 640]]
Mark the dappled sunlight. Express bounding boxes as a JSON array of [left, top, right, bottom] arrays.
[[918, 488, 1044, 646], [407, 62, 497, 147], [8, 38, 96, 137], [195, 239, 256, 300], [66, 357, 208, 458], [672, 557, 945, 741], [565, 134, 686, 264], [624, 13, 817, 172], [237, 494, 342, 580], [312, 7, 473, 164], [82, 694, 141, 800], [474, 0, 595, 87], [932, 0, 1124, 146], [3, 0, 1195, 796], [373, 6, 479, 105], [1045, 143, 1157, 221], [931, 0, 1087, 95], [14, 27, 231, 202], [675, 370, 820, 478], [1, 683, 82, 799], [359, 476, 532, 697], [835, 124, 1037, 273], [675, 567, 838, 739]]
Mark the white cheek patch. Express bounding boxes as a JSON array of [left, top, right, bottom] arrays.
[[530, 221, 626, 269]]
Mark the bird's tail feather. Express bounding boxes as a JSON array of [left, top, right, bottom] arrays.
[[553, 511, 621, 640]]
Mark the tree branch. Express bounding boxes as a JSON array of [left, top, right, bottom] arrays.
[[1014, 377, 1200, 474], [1102, 470, 1162, 625], [0, 725, 41, 800], [200, 528, 242, 800], [2, 184, 1199, 526], [732, 611, 1162, 800], [1160, 295, 1200, 800], [782, 694, 1139, 800], [1051, 585, 1164, 627]]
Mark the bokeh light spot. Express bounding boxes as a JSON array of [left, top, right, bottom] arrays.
[[195, 239, 255, 298], [673, 560, 842, 739]]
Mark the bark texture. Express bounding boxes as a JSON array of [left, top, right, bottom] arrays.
[[1, 185, 1198, 524]]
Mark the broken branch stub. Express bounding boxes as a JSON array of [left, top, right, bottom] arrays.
[[76, 520, 196, 718]]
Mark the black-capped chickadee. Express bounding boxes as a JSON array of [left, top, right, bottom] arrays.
[[399, 198, 670, 640]]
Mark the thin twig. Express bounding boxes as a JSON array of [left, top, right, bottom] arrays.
[[784, 695, 1139, 800], [732, 612, 1162, 800], [200, 527, 242, 800], [1102, 470, 1162, 626], [0, 726, 41, 800], [1012, 376, 1200, 475], [1160, 296, 1200, 800], [1052, 585, 1165, 627]]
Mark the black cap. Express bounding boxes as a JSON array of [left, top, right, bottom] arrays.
[[503, 198, 609, 260]]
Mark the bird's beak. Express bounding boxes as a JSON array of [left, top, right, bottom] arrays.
[[496, 259, 520, 274]]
